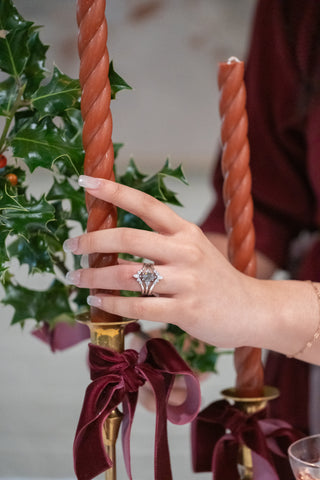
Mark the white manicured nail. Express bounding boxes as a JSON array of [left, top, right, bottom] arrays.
[[78, 175, 102, 189], [87, 295, 102, 307], [63, 237, 79, 252], [80, 255, 89, 268], [66, 271, 81, 285]]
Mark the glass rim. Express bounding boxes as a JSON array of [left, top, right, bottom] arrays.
[[288, 434, 320, 468]]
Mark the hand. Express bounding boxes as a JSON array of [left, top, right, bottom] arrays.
[[63, 175, 260, 349]]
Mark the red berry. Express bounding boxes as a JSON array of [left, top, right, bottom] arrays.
[[6, 173, 18, 186], [0, 154, 7, 168]]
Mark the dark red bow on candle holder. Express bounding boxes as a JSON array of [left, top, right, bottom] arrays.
[[74, 338, 201, 480], [191, 399, 304, 480]]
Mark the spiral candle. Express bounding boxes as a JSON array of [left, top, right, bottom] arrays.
[[77, 0, 118, 324], [218, 57, 264, 397]]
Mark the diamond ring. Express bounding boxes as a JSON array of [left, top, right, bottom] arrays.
[[133, 263, 163, 296]]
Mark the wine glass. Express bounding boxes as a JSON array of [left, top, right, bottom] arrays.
[[288, 434, 320, 480]]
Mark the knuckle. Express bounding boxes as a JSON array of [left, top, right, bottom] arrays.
[[184, 272, 198, 292], [188, 222, 203, 238], [78, 233, 95, 254], [131, 300, 145, 320], [184, 242, 202, 264], [110, 181, 123, 202], [79, 268, 95, 288], [118, 228, 132, 249]]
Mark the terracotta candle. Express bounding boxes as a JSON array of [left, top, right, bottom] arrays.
[[218, 57, 264, 397], [77, 0, 119, 323]]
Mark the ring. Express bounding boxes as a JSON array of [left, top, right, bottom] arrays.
[[133, 263, 163, 296]]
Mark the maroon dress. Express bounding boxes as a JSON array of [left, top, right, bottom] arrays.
[[201, 0, 320, 435]]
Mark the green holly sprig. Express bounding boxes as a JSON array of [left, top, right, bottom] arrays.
[[0, 0, 188, 326], [0, 0, 229, 373]]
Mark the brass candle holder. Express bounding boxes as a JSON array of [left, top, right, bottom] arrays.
[[221, 386, 280, 480], [79, 314, 135, 480]]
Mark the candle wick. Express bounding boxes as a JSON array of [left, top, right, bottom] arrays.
[[227, 56, 241, 64]]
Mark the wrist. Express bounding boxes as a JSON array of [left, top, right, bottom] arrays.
[[245, 278, 319, 357]]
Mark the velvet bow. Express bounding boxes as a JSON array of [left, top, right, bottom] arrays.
[[74, 338, 201, 480], [191, 399, 304, 480]]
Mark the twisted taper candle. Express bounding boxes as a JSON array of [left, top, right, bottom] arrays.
[[218, 57, 264, 397], [77, 0, 118, 323]]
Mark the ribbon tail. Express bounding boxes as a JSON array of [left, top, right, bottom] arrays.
[[73, 379, 122, 480], [121, 392, 138, 480], [142, 365, 173, 480], [252, 451, 280, 480], [211, 435, 241, 480]]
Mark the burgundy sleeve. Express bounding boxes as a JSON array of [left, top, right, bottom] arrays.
[[201, 0, 320, 269]]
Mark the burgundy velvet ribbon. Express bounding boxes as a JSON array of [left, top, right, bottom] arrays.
[[191, 399, 304, 479], [32, 321, 90, 352], [74, 338, 201, 480]]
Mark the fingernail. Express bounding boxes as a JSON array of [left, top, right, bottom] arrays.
[[78, 175, 102, 189], [63, 237, 79, 252], [65, 271, 81, 285], [80, 255, 89, 268], [87, 295, 102, 307]]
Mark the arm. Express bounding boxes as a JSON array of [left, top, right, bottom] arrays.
[[64, 177, 320, 366]]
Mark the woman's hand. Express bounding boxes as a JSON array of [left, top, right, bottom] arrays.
[[63, 175, 257, 349]]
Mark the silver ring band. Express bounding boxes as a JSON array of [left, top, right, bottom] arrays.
[[133, 263, 163, 296]]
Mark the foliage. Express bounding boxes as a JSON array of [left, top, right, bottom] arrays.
[[164, 324, 232, 373], [0, 0, 227, 373]]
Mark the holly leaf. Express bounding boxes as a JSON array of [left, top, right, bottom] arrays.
[[0, 76, 19, 116], [118, 158, 148, 185], [31, 67, 81, 117], [22, 28, 48, 96], [0, 186, 55, 236], [7, 234, 54, 274], [0, 233, 9, 277], [0, 0, 31, 78], [2, 279, 73, 326], [140, 159, 188, 206], [0, 0, 26, 31], [109, 61, 132, 99], [47, 178, 87, 229], [159, 160, 188, 185], [0, 26, 31, 79], [73, 286, 90, 310], [63, 108, 83, 145], [117, 158, 188, 230], [46, 200, 71, 244], [10, 117, 83, 174], [113, 142, 123, 159]]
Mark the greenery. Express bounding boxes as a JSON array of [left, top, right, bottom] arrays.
[[0, 0, 229, 373]]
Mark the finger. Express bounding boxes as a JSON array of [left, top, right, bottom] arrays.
[[117, 258, 139, 265], [78, 175, 187, 235], [66, 264, 176, 295], [64, 227, 176, 263], [87, 293, 174, 324]]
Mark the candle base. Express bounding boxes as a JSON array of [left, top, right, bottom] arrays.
[[221, 386, 280, 480], [78, 314, 136, 480]]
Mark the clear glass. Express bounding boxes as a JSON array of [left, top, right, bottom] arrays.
[[288, 434, 320, 480]]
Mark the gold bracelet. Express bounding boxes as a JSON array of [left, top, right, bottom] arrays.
[[288, 280, 320, 358]]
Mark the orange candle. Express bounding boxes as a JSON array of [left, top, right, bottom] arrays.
[[218, 57, 264, 397], [77, 0, 119, 323]]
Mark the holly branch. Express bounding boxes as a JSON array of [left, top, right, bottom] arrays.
[[0, 0, 228, 372]]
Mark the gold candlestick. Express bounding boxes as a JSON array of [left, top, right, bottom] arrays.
[[79, 315, 135, 480]]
